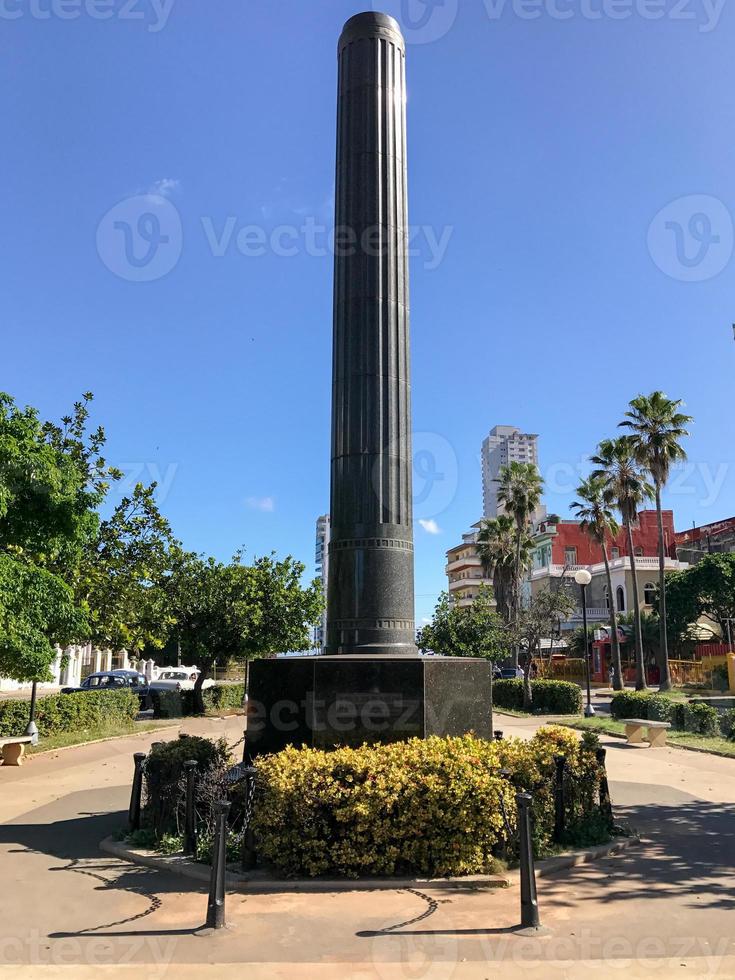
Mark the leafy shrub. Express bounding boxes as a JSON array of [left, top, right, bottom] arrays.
[[0, 689, 138, 739], [610, 692, 673, 722], [151, 683, 245, 719], [719, 709, 735, 740], [494, 679, 582, 715], [143, 734, 232, 837], [670, 702, 719, 736], [251, 728, 602, 879]]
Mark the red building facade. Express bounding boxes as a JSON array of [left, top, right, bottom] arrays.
[[539, 510, 676, 566]]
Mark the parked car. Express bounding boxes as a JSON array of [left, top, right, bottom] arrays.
[[500, 667, 523, 680], [61, 671, 150, 707], [148, 668, 215, 694]]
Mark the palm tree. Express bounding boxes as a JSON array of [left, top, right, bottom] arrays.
[[591, 437, 653, 691], [477, 514, 533, 625], [571, 476, 624, 691], [620, 392, 692, 691], [496, 462, 544, 666]]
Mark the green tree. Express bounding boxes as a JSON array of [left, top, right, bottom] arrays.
[[591, 437, 653, 691], [660, 554, 735, 647], [476, 514, 533, 625], [169, 551, 322, 712], [496, 462, 544, 665], [78, 483, 179, 654], [621, 391, 692, 691], [571, 476, 624, 690], [511, 586, 576, 709], [0, 392, 118, 682]]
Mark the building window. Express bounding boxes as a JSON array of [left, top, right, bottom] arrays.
[[611, 547, 620, 559], [565, 547, 577, 565], [644, 582, 656, 606], [604, 587, 610, 609], [616, 587, 625, 612], [634, 547, 644, 557]]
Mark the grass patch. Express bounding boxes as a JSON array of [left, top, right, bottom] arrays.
[[564, 716, 735, 758], [29, 719, 177, 755]]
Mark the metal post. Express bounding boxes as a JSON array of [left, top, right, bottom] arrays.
[[183, 760, 198, 855], [25, 681, 39, 744], [206, 800, 231, 930], [516, 791, 541, 931], [128, 752, 146, 832], [240, 766, 258, 871], [581, 583, 595, 717], [596, 748, 614, 828], [553, 755, 566, 843]]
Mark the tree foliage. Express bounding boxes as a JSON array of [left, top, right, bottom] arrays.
[[417, 587, 506, 661], [661, 555, 735, 644], [168, 551, 323, 711]]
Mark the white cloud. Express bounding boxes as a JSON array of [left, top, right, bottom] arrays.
[[246, 496, 275, 513], [146, 177, 181, 199], [418, 518, 441, 535]]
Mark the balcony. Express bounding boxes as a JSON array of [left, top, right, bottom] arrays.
[[445, 556, 483, 574], [531, 556, 687, 581]]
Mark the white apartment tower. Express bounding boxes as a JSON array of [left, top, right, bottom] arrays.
[[482, 426, 540, 518], [314, 514, 331, 653]]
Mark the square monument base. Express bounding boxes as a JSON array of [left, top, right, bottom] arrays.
[[246, 655, 493, 757]]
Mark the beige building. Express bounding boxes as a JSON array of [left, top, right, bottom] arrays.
[[445, 525, 495, 608]]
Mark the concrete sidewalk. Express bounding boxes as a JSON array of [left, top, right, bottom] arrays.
[[1, 713, 733, 975]]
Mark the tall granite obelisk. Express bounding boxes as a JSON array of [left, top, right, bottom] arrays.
[[246, 13, 493, 756], [326, 11, 416, 657]]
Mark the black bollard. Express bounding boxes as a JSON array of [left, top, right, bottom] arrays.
[[553, 755, 567, 843], [516, 791, 541, 931], [494, 731, 504, 742], [183, 760, 198, 855], [128, 752, 147, 832], [206, 800, 231, 930], [596, 747, 614, 828]]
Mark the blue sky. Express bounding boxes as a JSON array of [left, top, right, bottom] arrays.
[[2, 0, 734, 627]]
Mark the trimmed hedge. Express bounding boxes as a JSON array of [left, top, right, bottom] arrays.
[[494, 679, 583, 715], [251, 727, 602, 878], [152, 683, 245, 719], [610, 692, 673, 722], [610, 692, 722, 737], [0, 689, 138, 739], [719, 709, 735, 740]]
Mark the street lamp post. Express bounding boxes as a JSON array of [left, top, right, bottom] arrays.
[[575, 569, 595, 718]]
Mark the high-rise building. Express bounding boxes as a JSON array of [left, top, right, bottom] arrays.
[[481, 425, 540, 518], [315, 514, 331, 653]]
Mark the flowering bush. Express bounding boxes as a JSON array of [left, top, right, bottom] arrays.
[[251, 727, 603, 878]]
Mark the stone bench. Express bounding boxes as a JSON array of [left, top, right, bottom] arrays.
[[621, 718, 671, 748], [0, 736, 34, 767]]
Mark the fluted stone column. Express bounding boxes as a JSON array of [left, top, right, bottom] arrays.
[[326, 11, 415, 657]]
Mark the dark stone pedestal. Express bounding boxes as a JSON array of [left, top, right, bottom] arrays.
[[246, 656, 493, 757]]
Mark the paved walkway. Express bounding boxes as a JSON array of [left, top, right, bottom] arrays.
[[1, 714, 734, 976]]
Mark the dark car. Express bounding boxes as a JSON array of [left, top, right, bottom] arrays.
[[500, 667, 521, 680], [61, 671, 150, 707]]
